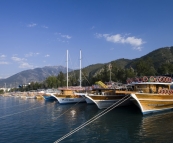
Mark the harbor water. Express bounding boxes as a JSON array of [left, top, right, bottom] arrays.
[[0, 96, 173, 143]]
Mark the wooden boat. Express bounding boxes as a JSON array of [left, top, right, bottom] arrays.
[[41, 89, 58, 101], [85, 81, 132, 109], [51, 87, 85, 104], [51, 50, 86, 104], [116, 76, 173, 115]]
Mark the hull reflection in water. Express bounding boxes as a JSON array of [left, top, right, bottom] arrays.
[[138, 111, 173, 142]]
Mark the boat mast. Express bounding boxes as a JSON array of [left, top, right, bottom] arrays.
[[109, 64, 112, 82], [80, 50, 82, 87], [67, 50, 68, 88]]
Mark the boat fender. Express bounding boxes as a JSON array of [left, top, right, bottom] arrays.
[[142, 76, 148, 82], [165, 89, 169, 94], [163, 77, 166, 82], [149, 76, 155, 82], [158, 89, 162, 94], [169, 90, 172, 95], [162, 89, 165, 94], [159, 77, 163, 82]]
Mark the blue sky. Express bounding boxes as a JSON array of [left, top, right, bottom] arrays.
[[0, 0, 173, 79]]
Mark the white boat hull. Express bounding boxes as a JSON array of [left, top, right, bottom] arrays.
[[56, 97, 85, 104], [85, 95, 131, 109], [94, 100, 131, 109], [85, 97, 94, 104]]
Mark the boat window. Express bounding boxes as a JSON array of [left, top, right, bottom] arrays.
[[66, 95, 70, 98], [136, 85, 147, 89], [170, 85, 173, 89]]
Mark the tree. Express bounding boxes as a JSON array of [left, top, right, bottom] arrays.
[[57, 71, 66, 87], [45, 76, 58, 88], [102, 64, 109, 82], [158, 63, 173, 75], [136, 58, 156, 76]]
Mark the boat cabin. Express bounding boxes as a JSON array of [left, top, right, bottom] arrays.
[[132, 82, 173, 94]]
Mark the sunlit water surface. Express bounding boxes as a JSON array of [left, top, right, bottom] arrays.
[[0, 96, 173, 143]]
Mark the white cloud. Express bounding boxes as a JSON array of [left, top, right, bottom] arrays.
[[11, 56, 34, 69], [45, 54, 50, 57], [54, 32, 71, 43], [27, 23, 37, 27], [19, 62, 34, 69], [133, 47, 143, 51], [25, 52, 40, 57], [55, 32, 72, 39], [0, 54, 6, 58], [61, 34, 71, 39], [91, 26, 95, 29], [95, 33, 144, 51], [0, 61, 9, 65], [11, 56, 26, 62], [42, 25, 48, 29]]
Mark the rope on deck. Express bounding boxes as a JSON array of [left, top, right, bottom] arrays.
[[54, 95, 131, 143]]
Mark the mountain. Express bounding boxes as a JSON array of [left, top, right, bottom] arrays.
[[0, 66, 71, 88], [73, 46, 173, 78], [124, 46, 173, 69], [1, 46, 173, 88]]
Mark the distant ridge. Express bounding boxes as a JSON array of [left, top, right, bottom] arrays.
[[76, 46, 173, 78], [0, 66, 71, 87]]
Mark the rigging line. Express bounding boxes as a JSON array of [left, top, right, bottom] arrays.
[[59, 51, 67, 68], [82, 72, 90, 84], [0, 104, 49, 119], [54, 95, 131, 143], [52, 98, 85, 121], [0, 102, 35, 110], [68, 52, 77, 82], [69, 52, 77, 82]]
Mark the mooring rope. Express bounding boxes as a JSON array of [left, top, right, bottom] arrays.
[[54, 95, 131, 143]]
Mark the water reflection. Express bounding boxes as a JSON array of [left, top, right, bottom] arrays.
[[0, 97, 173, 143], [138, 111, 173, 142]]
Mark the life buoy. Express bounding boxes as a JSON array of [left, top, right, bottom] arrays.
[[171, 90, 173, 94], [165, 77, 168, 83], [135, 78, 139, 82], [142, 76, 148, 82], [165, 89, 169, 94], [169, 78, 171, 83], [158, 89, 162, 94], [169, 90, 172, 95], [159, 77, 163, 82], [168, 77, 170, 82], [162, 77, 166, 82], [169, 77, 172, 83], [149, 76, 155, 82], [162, 89, 165, 94], [139, 78, 142, 82], [155, 77, 159, 82], [127, 78, 132, 84]]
